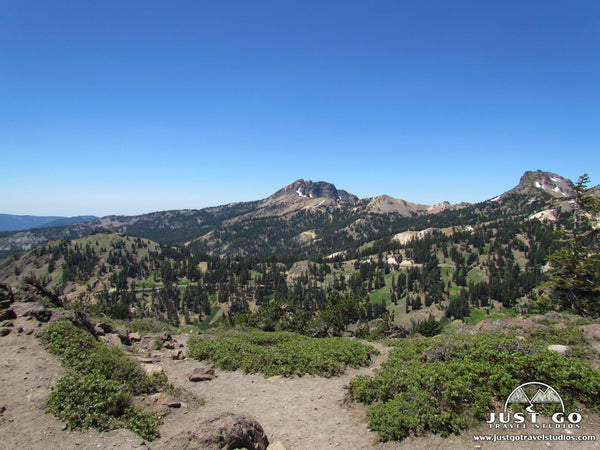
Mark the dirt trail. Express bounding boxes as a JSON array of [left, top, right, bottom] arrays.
[[2, 320, 600, 450], [155, 340, 393, 449]]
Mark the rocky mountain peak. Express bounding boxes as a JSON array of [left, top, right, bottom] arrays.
[[515, 170, 575, 198], [496, 170, 575, 201], [267, 179, 358, 203]]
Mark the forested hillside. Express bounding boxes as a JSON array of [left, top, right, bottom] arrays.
[[0, 170, 596, 333]]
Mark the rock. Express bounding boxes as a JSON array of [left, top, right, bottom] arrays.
[[142, 364, 164, 376], [21, 304, 52, 323], [137, 357, 156, 364], [100, 334, 122, 347], [0, 299, 12, 310], [164, 341, 176, 350], [117, 328, 131, 346], [171, 350, 185, 360], [21, 280, 63, 307], [95, 322, 114, 334], [1, 321, 14, 328], [94, 325, 106, 336], [367, 318, 384, 332], [160, 331, 172, 342], [147, 338, 162, 351], [547, 344, 569, 355], [268, 441, 289, 450], [161, 412, 269, 450], [188, 365, 216, 382], [162, 400, 181, 408], [0, 309, 17, 321], [150, 392, 181, 408], [0, 328, 11, 337], [129, 332, 141, 342], [0, 283, 15, 304]]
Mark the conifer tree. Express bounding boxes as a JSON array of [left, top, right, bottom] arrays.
[[540, 174, 600, 316]]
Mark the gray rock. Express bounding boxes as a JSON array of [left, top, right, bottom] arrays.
[[117, 328, 131, 346], [159, 412, 269, 450], [188, 365, 216, 382], [547, 344, 569, 355]]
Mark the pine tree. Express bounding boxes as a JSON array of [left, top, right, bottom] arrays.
[[540, 174, 600, 316]]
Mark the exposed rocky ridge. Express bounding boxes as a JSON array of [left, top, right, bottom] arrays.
[[504, 170, 575, 199], [266, 179, 358, 204]]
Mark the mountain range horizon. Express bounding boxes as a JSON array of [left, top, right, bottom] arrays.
[[2, 170, 589, 226]]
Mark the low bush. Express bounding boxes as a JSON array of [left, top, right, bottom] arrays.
[[188, 330, 378, 377], [39, 321, 164, 440], [348, 332, 600, 441]]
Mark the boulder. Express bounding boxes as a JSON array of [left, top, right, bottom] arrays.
[[160, 412, 269, 450], [143, 337, 162, 351], [100, 334, 122, 347], [116, 327, 131, 346], [547, 344, 569, 355], [129, 332, 141, 342], [95, 322, 114, 334], [188, 365, 216, 382]]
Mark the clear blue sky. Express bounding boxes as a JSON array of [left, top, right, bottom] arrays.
[[1, 1, 598, 216]]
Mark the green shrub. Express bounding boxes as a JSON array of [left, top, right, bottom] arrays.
[[413, 315, 443, 337], [188, 330, 378, 377], [46, 374, 160, 441], [39, 321, 164, 440], [348, 332, 600, 442]]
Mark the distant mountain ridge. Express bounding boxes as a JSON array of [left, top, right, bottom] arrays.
[[0, 214, 98, 232], [0, 171, 593, 258]]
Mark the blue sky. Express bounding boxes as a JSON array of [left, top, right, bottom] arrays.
[[1, 1, 599, 216]]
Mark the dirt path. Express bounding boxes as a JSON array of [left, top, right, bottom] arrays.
[[155, 340, 393, 449], [0, 320, 144, 450], [2, 318, 600, 450], [154, 337, 600, 450]]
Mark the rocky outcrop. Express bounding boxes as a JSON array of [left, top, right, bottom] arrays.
[[188, 365, 216, 382], [160, 412, 269, 450]]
